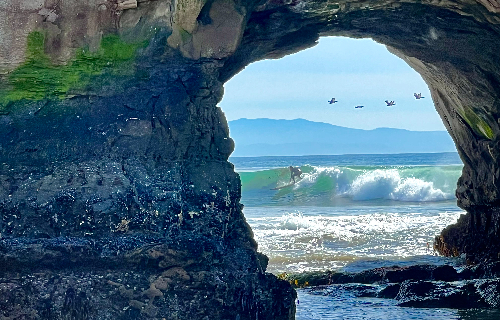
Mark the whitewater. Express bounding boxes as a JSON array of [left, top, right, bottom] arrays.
[[238, 163, 458, 207], [229, 153, 496, 319]]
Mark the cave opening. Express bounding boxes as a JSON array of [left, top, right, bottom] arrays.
[[221, 36, 445, 135], [220, 36, 468, 317], [219, 35, 463, 271]]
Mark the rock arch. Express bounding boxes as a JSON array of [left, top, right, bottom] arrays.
[[1, 0, 500, 318], [222, 0, 500, 263]]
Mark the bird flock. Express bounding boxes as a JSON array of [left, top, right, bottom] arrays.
[[328, 93, 425, 109]]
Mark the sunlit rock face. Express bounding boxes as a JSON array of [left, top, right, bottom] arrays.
[[1, 0, 500, 318]]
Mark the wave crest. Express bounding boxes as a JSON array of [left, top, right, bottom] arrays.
[[347, 169, 451, 202], [239, 164, 460, 205]]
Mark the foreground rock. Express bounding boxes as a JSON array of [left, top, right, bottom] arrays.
[[0, 1, 298, 317], [0, 238, 295, 319], [285, 262, 500, 309], [3, 0, 500, 318]]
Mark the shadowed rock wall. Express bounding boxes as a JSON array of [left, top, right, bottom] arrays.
[[1, 0, 500, 318]]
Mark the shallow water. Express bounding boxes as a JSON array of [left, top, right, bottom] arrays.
[[245, 203, 479, 319], [296, 288, 500, 320]]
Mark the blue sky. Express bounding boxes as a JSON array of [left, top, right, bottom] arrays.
[[219, 37, 446, 131]]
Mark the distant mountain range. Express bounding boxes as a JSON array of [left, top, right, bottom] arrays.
[[228, 118, 457, 157]]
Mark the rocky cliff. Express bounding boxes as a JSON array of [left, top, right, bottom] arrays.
[[1, 0, 500, 318]]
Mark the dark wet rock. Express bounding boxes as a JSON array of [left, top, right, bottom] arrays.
[[349, 264, 459, 283], [475, 279, 500, 308], [385, 265, 434, 283], [0, 235, 296, 319], [458, 261, 500, 280], [433, 265, 460, 282], [393, 279, 500, 309], [373, 264, 459, 283], [342, 283, 380, 298], [0, 266, 296, 320], [458, 267, 477, 281], [395, 280, 486, 309], [282, 264, 461, 288], [279, 270, 352, 287], [350, 267, 387, 284], [292, 263, 500, 310], [0, 67, 295, 317], [304, 278, 500, 310]]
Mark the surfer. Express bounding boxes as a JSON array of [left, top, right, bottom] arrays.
[[328, 98, 338, 104], [289, 166, 302, 183]]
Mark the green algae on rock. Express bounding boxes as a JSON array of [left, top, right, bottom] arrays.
[[457, 105, 496, 141], [0, 32, 148, 109]]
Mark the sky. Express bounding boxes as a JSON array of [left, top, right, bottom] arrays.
[[219, 37, 446, 132]]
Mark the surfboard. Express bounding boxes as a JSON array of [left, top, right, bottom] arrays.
[[271, 182, 295, 190], [271, 177, 302, 190]]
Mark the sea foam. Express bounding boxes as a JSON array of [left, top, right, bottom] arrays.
[[346, 169, 452, 202], [239, 164, 459, 206]]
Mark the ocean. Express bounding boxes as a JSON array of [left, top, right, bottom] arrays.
[[229, 153, 500, 319]]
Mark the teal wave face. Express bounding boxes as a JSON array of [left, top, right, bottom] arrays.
[[239, 165, 315, 191], [239, 165, 463, 207]]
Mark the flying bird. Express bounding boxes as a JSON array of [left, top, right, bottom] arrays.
[[355, 105, 364, 109], [414, 93, 425, 99], [385, 100, 396, 106], [328, 98, 338, 104]]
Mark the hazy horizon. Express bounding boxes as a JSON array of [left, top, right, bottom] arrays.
[[230, 117, 449, 132], [228, 118, 456, 157]]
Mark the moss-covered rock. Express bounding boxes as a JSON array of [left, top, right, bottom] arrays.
[[0, 32, 148, 109], [457, 106, 496, 140]]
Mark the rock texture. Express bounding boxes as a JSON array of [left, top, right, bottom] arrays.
[[0, 1, 297, 319], [2, 0, 500, 318], [288, 263, 500, 310]]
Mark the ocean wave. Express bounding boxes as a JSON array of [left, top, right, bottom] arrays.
[[347, 169, 452, 202], [239, 164, 460, 205], [279, 212, 316, 230]]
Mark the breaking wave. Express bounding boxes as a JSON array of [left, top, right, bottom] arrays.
[[239, 164, 461, 206]]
